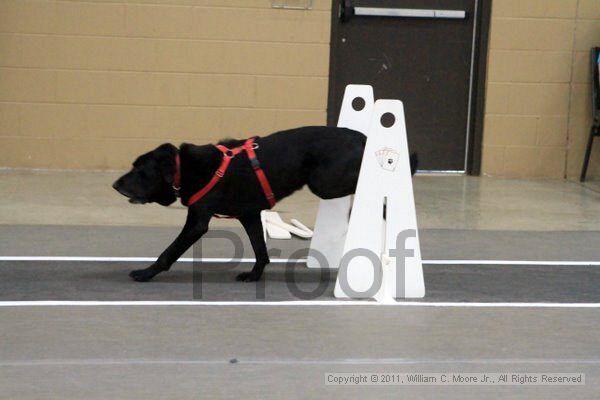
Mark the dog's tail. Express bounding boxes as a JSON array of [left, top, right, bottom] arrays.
[[410, 152, 419, 175]]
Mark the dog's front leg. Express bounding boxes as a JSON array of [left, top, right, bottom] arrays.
[[236, 213, 270, 282], [130, 208, 210, 282]]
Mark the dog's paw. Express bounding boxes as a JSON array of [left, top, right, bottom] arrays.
[[235, 271, 261, 282], [129, 268, 159, 282]]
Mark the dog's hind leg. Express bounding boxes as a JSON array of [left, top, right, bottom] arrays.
[[307, 166, 360, 199], [129, 208, 210, 282], [236, 213, 270, 282]]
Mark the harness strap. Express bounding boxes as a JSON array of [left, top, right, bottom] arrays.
[[184, 137, 276, 208], [186, 152, 233, 207], [245, 141, 276, 208]]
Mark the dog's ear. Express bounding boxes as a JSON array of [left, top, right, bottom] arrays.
[[155, 143, 178, 184]]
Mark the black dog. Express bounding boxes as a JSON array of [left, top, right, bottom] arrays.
[[113, 126, 417, 282]]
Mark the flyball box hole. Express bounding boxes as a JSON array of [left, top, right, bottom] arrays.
[[351, 97, 366, 111], [380, 112, 395, 128]]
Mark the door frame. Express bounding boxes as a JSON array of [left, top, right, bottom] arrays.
[[326, 0, 492, 175]]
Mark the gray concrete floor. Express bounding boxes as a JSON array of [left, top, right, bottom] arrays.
[[2, 168, 600, 230], [3, 225, 600, 261], [2, 170, 600, 398], [1, 306, 599, 399]]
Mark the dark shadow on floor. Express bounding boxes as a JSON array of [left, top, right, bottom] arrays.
[[2, 261, 600, 303]]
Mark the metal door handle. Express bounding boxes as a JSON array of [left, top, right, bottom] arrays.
[[340, 0, 467, 22], [357, 7, 466, 19]]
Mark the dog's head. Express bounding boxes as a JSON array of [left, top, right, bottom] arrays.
[[112, 143, 179, 206]]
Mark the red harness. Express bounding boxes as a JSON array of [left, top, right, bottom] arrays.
[[174, 137, 276, 208]]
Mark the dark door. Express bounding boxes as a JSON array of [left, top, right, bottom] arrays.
[[328, 0, 479, 172]]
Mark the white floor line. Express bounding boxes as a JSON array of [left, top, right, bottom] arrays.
[[1, 256, 600, 266], [425, 260, 600, 266], [0, 300, 599, 308], [0, 256, 300, 263]]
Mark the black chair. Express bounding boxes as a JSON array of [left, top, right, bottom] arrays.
[[580, 47, 600, 182]]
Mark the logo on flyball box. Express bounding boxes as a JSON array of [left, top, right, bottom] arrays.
[[375, 147, 400, 171]]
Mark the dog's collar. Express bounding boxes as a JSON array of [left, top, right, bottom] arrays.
[[173, 153, 181, 196]]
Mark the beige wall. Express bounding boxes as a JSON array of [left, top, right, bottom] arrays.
[[0, 0, 331, 169], [482, 0, 600, 179], [2, 0, 599, 177]]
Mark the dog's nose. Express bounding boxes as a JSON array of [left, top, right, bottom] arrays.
[[112, 180, 125, 194]]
